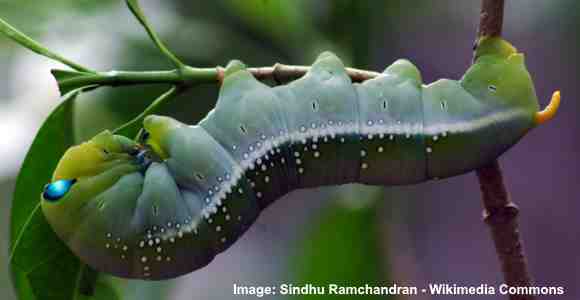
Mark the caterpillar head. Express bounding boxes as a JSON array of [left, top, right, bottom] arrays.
[[41, 119, 217, 280], [41, 131, 144, 240]]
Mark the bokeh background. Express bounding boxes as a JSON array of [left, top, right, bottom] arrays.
[[0, 1, 577, 299]]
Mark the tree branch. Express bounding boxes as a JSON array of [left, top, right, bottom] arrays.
[[249, 64, 380, 83], [52, 65, 381, 96], [477, 0, 505, 37], [474, 1, 536, 300]]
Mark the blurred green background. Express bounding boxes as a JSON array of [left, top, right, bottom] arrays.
[[1, 1, 578, 299]]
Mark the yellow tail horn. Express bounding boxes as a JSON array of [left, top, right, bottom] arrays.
[[535, 91, 560, 125]]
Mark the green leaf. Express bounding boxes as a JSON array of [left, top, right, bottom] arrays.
[[289, 186, 394, 300], [0, 17, 93, 72], [10, 88, 114, 300]]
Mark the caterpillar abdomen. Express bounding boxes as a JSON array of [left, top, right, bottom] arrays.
[[355, 60, 426, 185], [41, 37, 543, 280]]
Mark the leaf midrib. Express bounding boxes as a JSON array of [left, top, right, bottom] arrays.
[[9, 202, 41, 262]]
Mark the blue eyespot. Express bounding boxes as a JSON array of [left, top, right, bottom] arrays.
[[42, 179, 77, 202]]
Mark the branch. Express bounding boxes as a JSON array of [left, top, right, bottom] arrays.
[[477, 162, 534, 294], [474, 1, 536, 300], [51, 65, 381, 95], [0, 14, 379, 95], [477, 0, 504, 37], [249, 64, 380, 83]]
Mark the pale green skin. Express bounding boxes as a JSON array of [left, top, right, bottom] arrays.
[[41, 37, 540, 280]]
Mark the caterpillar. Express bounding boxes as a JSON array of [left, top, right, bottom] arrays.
[[40, 37, 559, 280]]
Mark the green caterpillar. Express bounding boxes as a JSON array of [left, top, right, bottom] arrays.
[[40, 37, 559, 280]]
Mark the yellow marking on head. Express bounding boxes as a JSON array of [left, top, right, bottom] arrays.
[[146, 139, 168, 161], [535, 91, 560, 125], [53, 143, 107, 181], [143, 115, 182, 160], [52, 131, 136, 181]]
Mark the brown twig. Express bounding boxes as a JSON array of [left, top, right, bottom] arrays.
[[248, 64, 380, 83], [213, 65, 379, 88], [477, 0, 505, 38], [474, 1, 536, 300]]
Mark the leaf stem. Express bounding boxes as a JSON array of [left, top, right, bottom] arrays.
[[52, 64, 381, 96], [113, 86, 184, 138], [125, 0, 185, 69], [0, 17, 93, 73]]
